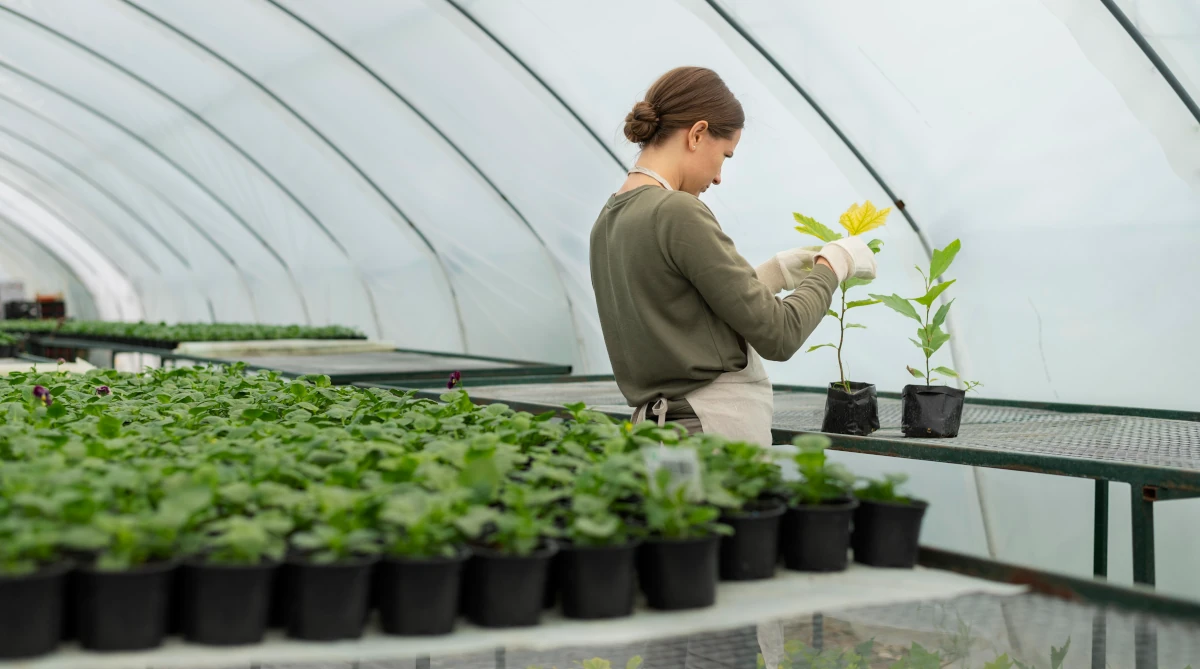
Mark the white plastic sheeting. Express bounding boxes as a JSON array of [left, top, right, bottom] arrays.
[[0, 0, 1198, 594]]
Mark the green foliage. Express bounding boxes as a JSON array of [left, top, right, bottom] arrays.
[[0, 320, 366, 346], [871, 240, 980, 390], [854, 473, 913, 504], [788, 435, 854, 505], [0, 363, 831, 573]]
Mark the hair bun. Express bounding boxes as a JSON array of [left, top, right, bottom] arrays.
[[623, 100, 660, 144]]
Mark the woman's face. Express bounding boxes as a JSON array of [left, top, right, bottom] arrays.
[[682, 126, 741, 197]]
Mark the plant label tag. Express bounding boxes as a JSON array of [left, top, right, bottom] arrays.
[[643, 444, 703, 500]]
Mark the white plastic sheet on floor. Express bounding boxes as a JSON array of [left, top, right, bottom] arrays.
[[6, 566, 1024, 669], [0, 0, 1196, 615]]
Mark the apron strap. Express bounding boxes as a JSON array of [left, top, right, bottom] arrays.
[[633, 397, 670, 427]]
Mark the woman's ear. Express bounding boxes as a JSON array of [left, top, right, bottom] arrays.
[[689, 120, 708, 150]]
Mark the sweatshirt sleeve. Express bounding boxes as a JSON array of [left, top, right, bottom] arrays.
[[656, 192, 839, 361]]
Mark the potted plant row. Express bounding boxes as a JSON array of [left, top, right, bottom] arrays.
[[0, 367, 931, 660]]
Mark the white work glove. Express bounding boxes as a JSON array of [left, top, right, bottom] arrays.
[[757, 246, 822, 293], [816, 236, 877, 283]]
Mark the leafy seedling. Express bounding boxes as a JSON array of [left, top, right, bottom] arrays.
[[794, 201, 889, 391], [870, 239, 981, 390]]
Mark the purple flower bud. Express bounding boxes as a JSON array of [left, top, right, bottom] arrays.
[[96, 386, 111, 397], [56, 358, 66, 365], [32, 385, 52, 407], [447, 370, 462, 389]]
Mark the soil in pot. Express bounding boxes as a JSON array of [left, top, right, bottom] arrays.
[[74, 560, 177, 651], [780, 497, 858, 572], [461, 541, 557, 628], [719, 500, 785, 581], [901, 385, 965, 438], [286, 554, 377, 641], [557, 540, 639, 620], [637, 535, 719, 610], [376, 549, 469, 636], [0, 562, 70, 659], [181, 559, 278, 646], [852, 498, 929, 568], [821, 382, 881, 436]]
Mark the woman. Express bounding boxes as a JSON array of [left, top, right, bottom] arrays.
[[590, 66, 877, 447]]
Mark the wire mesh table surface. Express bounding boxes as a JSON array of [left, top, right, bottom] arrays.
[[442, 381, 1200, 474], [24, 592, 1194, 669]]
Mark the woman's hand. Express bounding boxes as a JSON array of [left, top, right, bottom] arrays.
[[816, 237, 877, 283]]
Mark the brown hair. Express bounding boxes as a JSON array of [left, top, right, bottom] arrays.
[[623, 66, 745, 148]]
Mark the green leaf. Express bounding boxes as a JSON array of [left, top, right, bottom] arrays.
[[46, 402, 67, 419], [932, 366, 959, 378], [807, 344, 836, 353], [932, 299, 954, 329], [842, 276, 873, 290], [906, 642, 942, 669], [983, 655, 1014, 669], [845, 323, 866, 329], [793, 212, 843, 243], [98, 414, 122, 438], [826, 309, 839, 319], [1050, 638, 1070, 669], [846, 299, 881, 309], [909, 338, 933, 354], [866, 238, 884, 254], [626, 657, 644, 669], [929, 239, 961, 279], [870, 293, 922, 322], [928, 327, 951, 354], [914, 279, 955, 307], [907, 366, 926, 379]]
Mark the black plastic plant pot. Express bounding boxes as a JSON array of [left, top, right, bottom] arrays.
[[821, 381, 880, 436], [181, 559, 278, 646], [285, 554, 378, 641], [267, 561, 293, 629], [719, 500, 786, 581], [461, 542, 557, 628], [780, 498, 858, 572], [558, 540, 640, 620], [0, 562, 70, 659], [901, 384, 965, 438], [376, 550, 469, 636], [851, 498, 929, 568], [74, 560, 177, 652], [637, 535, 719, 610], [543, 550, 561, 610]]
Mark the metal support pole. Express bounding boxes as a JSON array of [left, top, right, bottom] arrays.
[[1091, 610, 1107, 669], [495, 646, 506, 669], [1135, 618, 1158, 669], [1132, 485, 1156, 586], [416, 656, 431, 669], [812, 613, 824, 652], [1094, 480, 1109, 578]]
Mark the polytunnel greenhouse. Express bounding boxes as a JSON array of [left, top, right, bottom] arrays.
[[0, 0, 1198, 667]]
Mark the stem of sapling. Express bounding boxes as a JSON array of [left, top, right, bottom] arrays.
[[837, 284, 848, 392]]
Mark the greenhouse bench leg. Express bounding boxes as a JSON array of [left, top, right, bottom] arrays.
[[1093, 480, 1108, 578], [1131, 485, 1155, 586]]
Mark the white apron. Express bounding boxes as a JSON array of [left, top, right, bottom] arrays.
[[632, 345, 775, 448], [627, 165, 785, 667]]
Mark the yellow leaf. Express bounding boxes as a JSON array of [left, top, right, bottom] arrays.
[[839, 200, 891, 236]]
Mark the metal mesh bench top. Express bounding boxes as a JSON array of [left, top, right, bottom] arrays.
[[439, 380, 1200, 484], [202, 350, 572, 385]]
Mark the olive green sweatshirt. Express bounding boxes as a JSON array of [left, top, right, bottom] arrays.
[[590, 185, 839, 409]]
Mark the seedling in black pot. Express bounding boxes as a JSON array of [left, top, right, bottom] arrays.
[[851, 473, 928, 568], [871, 239, 982, 438], [794, 201, 890, 436], [701, 437, 787, 581], [780, 435, 858, 572]]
